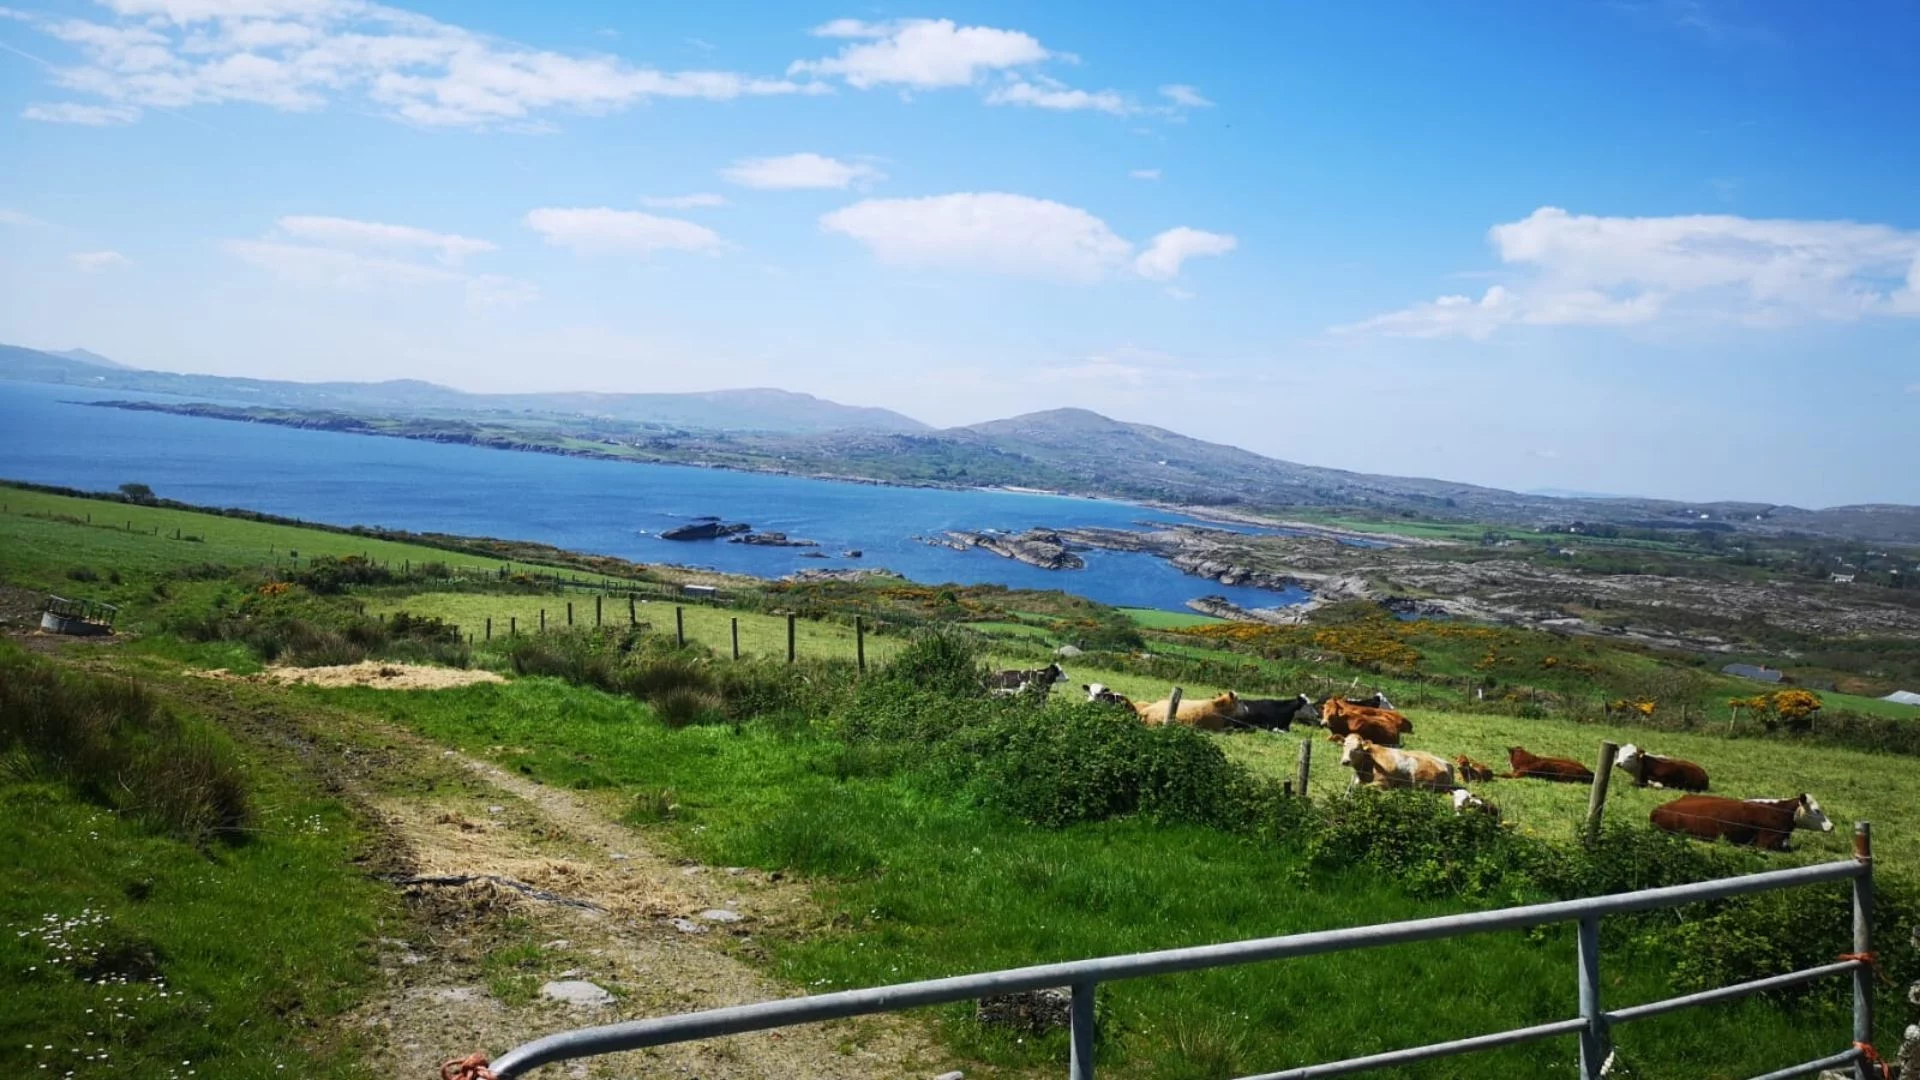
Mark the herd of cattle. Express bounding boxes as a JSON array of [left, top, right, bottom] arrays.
[[986, 663, 1836, 852]]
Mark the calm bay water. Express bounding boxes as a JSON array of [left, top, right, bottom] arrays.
[[0, 380, 1306, 612]]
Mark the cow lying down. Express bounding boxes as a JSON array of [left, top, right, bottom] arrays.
[[1340, 734, 1455, 791], [1136, 691, 1242, 731], [1650, 794, 1832, 851], [1614, 744, 1709, 792]]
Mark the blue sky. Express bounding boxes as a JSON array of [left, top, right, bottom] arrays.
[[2, 1, 1916, 508]]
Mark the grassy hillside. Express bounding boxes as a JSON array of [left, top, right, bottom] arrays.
[[3, 482, 1915, 1079]]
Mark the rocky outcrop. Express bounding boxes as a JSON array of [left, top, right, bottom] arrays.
[[661, 518, 750, 541], [1186, 595, 1299, 624], [729, 531, 818, 547], [922, 530, 1086, 570], [781, 567, 904, 583], [1168, 552, 1308, 592]]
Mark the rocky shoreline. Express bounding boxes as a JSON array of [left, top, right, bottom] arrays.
[[916, 529, 1086, 571]]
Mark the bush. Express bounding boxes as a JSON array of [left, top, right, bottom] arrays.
[[65, 565, 101, 583], [945, 703, 1258, 828], [879, 628, 987, 699], [0, 646, 250, 841], [651, 686, 726, 729]]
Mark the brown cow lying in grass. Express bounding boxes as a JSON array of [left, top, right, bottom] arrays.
[[1339, 734, 1456, 791], [1318, 698, 1411, 747], [1135, 691, 1242, 731], [1505, 746, 1593, 783], [1614, 744, 1709, 792], [1453, 755, 1496, 783], [1650, 794, 1832, 851]]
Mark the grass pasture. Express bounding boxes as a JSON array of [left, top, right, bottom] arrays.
[[332, 676, 1878, 1079]]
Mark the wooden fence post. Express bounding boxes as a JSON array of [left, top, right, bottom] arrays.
[[1584, 740, 1618, 845], [540, 609, 546, 633], [787, 614, 797, 664], [510, 616, 516, 638], [596, 594, 602, 627], [1296, 739, 1313, 800], [675, 606, 685, 647], [731, 618, 740, 661], [1166, 687, 1184, 725], [856, 616, 866, 674], [485, 617, 491, 642], [629, 595, 636, 626], [567, 601, 573, 627]]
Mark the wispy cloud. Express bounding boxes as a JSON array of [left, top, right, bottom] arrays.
[[22, 101, 140, 125], [722, 153, 883, 190], [639, 193, 729, 209], [1334, 206, 1920, 339], [68, 250, 131, 272], [10, 0, 826, 129], [227, 212, 532, 307], [791, 18, 1049, 89], [0, 208, 51, 228], [1159, 84, 1213, 109], [524, 207, 724, 256], [820, 192, 1235, 284], [984, 75, 1129, 116], [276, 215, 494, 265], [1128, 168, 1161, 181]]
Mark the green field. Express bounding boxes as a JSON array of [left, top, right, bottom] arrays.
[[3, 482, 1915, 1079], [1116, 606, 1223, 629]]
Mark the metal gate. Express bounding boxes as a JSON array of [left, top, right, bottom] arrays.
[[479, 823, 1879, 1080]]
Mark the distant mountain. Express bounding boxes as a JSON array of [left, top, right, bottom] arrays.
[[0, 344, 928, 435], [53, 348, 131, 370], [15, 344, 1920, 542]]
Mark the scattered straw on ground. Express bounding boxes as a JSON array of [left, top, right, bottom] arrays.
[[196, 661, 506, 690]]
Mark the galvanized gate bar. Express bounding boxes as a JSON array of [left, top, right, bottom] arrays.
[[1605, 960, 1864, 1024], [487, 850, 1870, 1078], [1234, 1018, 1591, 1080], [1745, 1048, 1864, 1080]]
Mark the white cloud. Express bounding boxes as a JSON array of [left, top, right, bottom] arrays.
[[1339, 206, 1920, 339], [1164, 286, 1195, 300], [276, 215, 494, 265], [0, 209, 51, 228], [822, 193, 1130, 283], [22, 101, 141, 124], [721, 152, 883, 191], [1159, 84, 1212, 109], [14, 1, 824, 129], [524, 207, 724, 256], [226, 212, 531, 306], [639, 193, 728, 209], [984, 76, 1128, 115], [1133, 227, 1237, 281], [820, 192, 1233, 285], [68, 250, 132, 271], [790, 18, 1048, 89], [1129, 168, 1161, 181]]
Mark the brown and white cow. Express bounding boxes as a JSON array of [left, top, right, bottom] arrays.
[[1318, 698, 1412, 746], [1339, 734, 1456, 791], [1136, 691, 1242, 731], [1649, 794, 1832, 851], [1453, 755, 1496, 783], [1082, 683, 1134, 709], [1450, 787, 1500, 818], [1505, 746, 1594, 784], [1614, 744, 1709, 792]]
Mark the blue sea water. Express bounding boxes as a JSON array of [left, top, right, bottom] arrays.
[[0, 380, 1308, 612]]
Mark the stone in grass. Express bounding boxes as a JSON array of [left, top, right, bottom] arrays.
[[975, 988, 1070, 1034], [541, 980, 614, 1008], [669, 918, 708, 935], [698, 908, 744, 923]]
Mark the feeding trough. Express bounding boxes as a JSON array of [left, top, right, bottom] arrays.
[[40, 595, 119, 637]]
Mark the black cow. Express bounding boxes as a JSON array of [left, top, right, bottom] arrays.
[[1236, 694, 1315, 731], [986, 663, 1064, 696]]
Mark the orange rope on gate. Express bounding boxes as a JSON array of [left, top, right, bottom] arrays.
[[1838, 951, 1891, 984], [440, 1053, 497, 1080], [1851, 1041, 1891, 1080]]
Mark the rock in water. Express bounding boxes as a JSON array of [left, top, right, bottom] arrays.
[[661, 519, 751, 541], [934, 529, 1085, 570], [541, 980, 614, 1007]]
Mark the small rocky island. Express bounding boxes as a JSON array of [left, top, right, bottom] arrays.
[[660, 518, 751, 541], [918, 529, 1086, 570], [729, 531, 819, 548]]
